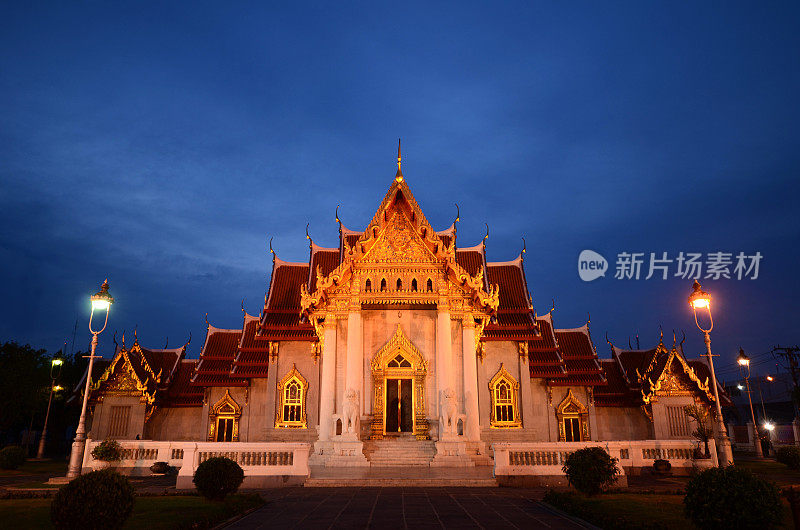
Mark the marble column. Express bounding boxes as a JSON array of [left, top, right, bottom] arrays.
[[317, 315, 337, 441], [462, 317, 481, 441], [436, 302, 454, 425], [345, 309, 363, 432], [517, 343, 535, 430]]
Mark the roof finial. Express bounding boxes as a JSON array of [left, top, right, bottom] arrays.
[[268, 237, 275, 263], [482, 223, 489, 249], [395, 138, 403, 182], [306, 223, 313, 249]]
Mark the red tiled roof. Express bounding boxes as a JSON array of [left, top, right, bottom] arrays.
[[192, 328, 248, 387], [162, 360, 204, 407], [594, 360, 638, 406], [266, 261, 309, 311], [309, 247, 339, 291], [486, 262, 530, 310], [551, 328, 605, 386], [456, 249, 483, 277]]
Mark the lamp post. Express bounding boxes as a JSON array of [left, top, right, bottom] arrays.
[[66, 279, 114, 479], [736, 348, 763, 458], [688, 280, 733, 466], [36, 355, 64, 459]]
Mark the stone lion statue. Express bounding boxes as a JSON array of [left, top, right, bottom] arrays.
[[440, 388, 458, 435], [343, 389, 359, 434]]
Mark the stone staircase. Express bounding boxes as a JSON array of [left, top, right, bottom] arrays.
[[363, 437, 436, 466], [466, 442, 494, 466]]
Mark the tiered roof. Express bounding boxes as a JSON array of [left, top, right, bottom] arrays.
[[87, 337, 188, 409], [593, 335, 731, 407]]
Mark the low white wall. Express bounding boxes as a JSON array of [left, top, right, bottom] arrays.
[[82, 439, 311, 488], [492, 439, 717, 478]]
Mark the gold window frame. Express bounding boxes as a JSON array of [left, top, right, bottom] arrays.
[[489, 363, 521, 428], [207, 389, 242, 442], [556, 389, 590, 441], [275, 364, 308, 429]]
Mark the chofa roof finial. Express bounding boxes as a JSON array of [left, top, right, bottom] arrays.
[[395, 138, 403, 182]]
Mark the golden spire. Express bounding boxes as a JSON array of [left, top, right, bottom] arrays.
[[395, 138, 403, 182]]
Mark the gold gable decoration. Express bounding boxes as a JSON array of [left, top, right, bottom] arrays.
[[638, 341, 714, 405], [300, 177, 499, 318]]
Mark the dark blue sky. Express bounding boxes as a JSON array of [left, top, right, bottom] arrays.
[[2, 2, 798, 381]]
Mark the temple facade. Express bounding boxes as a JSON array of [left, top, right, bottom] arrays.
[[85, 152, 726, 469]]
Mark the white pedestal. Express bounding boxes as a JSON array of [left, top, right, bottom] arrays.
[[325, 440, 369, 467], [431, 440, 474, 467]]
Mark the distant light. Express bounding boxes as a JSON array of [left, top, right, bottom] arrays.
[[52, 358, 63, 367], [53, 385, 64, 392], [766, 375, 774, 382], [737, 384, 744, 390], [764, 421, 775, 431]]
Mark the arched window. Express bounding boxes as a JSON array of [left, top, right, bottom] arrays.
[[488, 364, 521, 428], [276, 364, 309, 428], [396, 278, 403, 290], [365, 279, 372, 292], [411, 278, 418, 292], [555, 389, 589, 441], [380, 278, 387, 292], [208, 390, 242, 441], [426, 278, 433, 292]]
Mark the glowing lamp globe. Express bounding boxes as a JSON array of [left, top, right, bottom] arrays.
[[90, 279, 114, 312], [688, 280, 711, 310], [764, 421, 775, 431], [736, 348, 750, 367], [52, 358, 63, 367]]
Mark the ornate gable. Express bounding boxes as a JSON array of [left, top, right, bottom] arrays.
[[637, 340, 714, 405], [300, 175, 499, 318]]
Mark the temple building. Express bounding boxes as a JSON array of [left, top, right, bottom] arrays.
[[85, 148, 727, 470]]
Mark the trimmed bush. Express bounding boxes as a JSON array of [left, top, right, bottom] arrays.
[[149, 461, 171, 474], [90, 439, 123, 461], [684, 466, 782, 529], [193, 457, 244, 501], [50, 469, 135, 529], [0, 445, 26, 470], [562, 447, 619, 496], [776, 446, 800, 470]]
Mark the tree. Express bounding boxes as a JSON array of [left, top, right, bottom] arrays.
[[684, 404, 712, 458]]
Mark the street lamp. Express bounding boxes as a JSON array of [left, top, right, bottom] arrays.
[[36, 354, 64, 459], [66, 279, 114, 479], [688, 280, 733, 466], [736, 348, 763, 458]]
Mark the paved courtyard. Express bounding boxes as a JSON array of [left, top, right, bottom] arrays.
[[226, 487, 594, 529]]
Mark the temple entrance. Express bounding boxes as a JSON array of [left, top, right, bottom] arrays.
[[385, 378, 413, 433], [370, 326, 430, 439]]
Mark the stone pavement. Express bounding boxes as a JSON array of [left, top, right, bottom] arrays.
[[226, 487, 595, 529]]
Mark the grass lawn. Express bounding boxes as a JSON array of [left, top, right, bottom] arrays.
[[0, 494, 264, 530], [736, 458, 800, 487], [0, 459, 68, 477], [544, 491, 794, 530]]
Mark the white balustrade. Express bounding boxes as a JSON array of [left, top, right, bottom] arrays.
[[493, 439, 717, 476], [82, 440, 311, 484]]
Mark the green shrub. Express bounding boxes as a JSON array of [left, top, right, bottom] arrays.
[[0, 445, 26, 469], [683, 466, 782, 529], [776, 446, 800, 470], [90, 439, 122, 462], [562, 447, 619, 496], [193, 457, 244, 501], [50, 469, 135, 529]]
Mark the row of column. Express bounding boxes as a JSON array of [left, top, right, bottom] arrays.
[[318, 307, 484, 442]]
